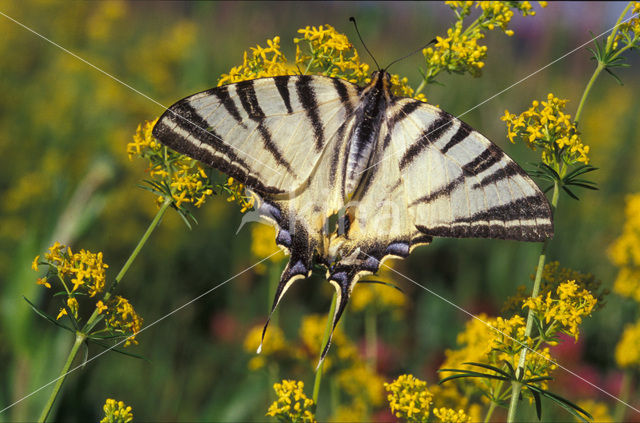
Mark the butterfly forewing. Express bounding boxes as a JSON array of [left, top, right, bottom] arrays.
[[152, 75, 359, 194], [385, 99, 553, 241]]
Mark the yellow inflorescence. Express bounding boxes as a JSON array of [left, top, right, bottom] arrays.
[[128, 119, 214, 209], [218, 36, 291, 85], [103, 296, 144, 346], [100, 398, 133, 423], [523, 280, 597, 341], [502, 93, 590, 165], [615, 319, 640, 369], [266, 380, 316, 423], [295, 24, 370, 85], [36, 241, 108, 297], [384, 374, 433, 421], [609, 193, 640, 302], [432, 407, 472, 423], [424, 1, 544, 86], [613, 2, 640, 50]]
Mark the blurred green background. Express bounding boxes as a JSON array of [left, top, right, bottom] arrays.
[[0, 1, 639, 421]]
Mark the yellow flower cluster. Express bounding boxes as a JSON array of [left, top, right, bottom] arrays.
[[504, 261, 607, 315], [218, 36, 291, 85], [100, 296, 143, 346], [502, 93, 590, 166], [424, 24, 488, 78], [524, 280, 597, 341], [432, 407, 471, 423], [34, 241, 108, 296], [423, 2, 544, 86], [295, 24, 369, 84], [266, 380, 316, 423], [613, 2, 640, 50], [224, 177, 255, 213], [128, 119, 214, 209], [336, 362, 385, 408], [609, 193, 640, 302], [384, 374, 433, 422], [440, 312, 556, 391], [100, 398, 133, 423], [615, 319, 640, 369]]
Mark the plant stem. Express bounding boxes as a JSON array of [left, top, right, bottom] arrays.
[[574, 61, 604, 125], [484, 399, 498, 423], [38, 332, 86, 423], [38, 198, 172, 421], [312, 292, 337, 409], [507, 181, 559, 423]]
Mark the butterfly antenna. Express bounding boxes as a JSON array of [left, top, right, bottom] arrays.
[[349, 17, 381, 71], [384, 38, 436, 73]]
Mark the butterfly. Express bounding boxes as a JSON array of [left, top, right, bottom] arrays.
[[152, 70, 553, 362]]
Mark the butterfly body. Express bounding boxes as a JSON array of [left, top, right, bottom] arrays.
[[152, 70, 553, 361]]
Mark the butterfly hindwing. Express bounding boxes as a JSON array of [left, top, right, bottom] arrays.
[[152, 75, 360, 194]]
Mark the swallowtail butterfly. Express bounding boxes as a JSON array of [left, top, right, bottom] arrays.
[[152, 70, 553, 361]]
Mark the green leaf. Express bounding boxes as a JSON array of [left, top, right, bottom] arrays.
[[462, 361, 514, 379], [561, 185, 580, 200], [525, 385, 592, 422], [23, 296, 75, 333], [531, 389, 542, 420], [605, 67, 624, 85], [92, 340, 149, 361]]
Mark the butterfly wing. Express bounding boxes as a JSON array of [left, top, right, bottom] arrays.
[[388, 99, 554, 241], [152, 75, 359, 194]]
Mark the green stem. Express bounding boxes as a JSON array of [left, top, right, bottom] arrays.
[[574, 61, 604, 125], [507, 182, 559, 423], [312, 292, 337, 409], [484, 398, 498, 423], [38, 332, 86, 423]]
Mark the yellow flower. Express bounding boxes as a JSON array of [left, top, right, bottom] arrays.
[[218, 36, 290, 85], [384, 374, 433, 422], [266, 380, 316, 423], [100, 398, 133, 423], [225, 177, 255, 213], [502, 93, 589, 165], [96, 300, 108, 314], [36, 276, 51, 288], [615, 319, 640, 369], [523, 280, 597, 341], [102, 296, 143, 347], [129, 118, 214, 210], [432, 407, 471, 423], [32, 255, 40, 271]]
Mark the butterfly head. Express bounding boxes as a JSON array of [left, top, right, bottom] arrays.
[[368, 70, 392, 94]]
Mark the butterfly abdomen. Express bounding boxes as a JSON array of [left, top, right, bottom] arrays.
[[343, 72, 390, 198]]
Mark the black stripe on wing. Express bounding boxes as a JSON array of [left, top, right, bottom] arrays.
[[236, 80, 297, 177], [152, 103, 283, 194], [399, 111, 454, 169], [296, 75, 325, 151]]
